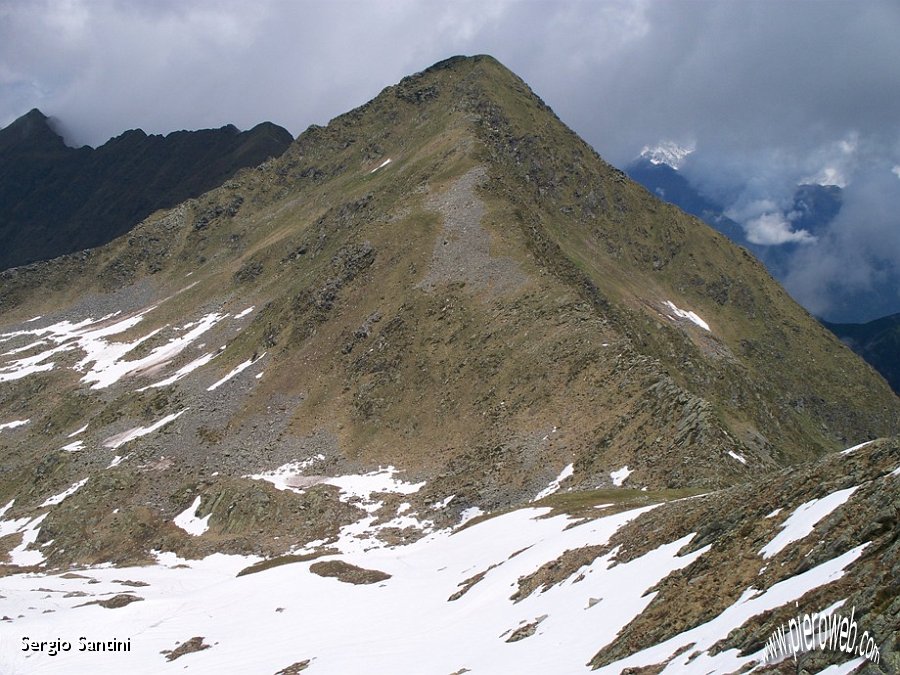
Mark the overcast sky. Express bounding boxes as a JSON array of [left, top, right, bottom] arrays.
[[2, 0, 899, 321]]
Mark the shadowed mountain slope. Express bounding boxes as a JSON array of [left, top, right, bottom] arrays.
[[0, 108, 292, 271], [825, 313, 900, 394]]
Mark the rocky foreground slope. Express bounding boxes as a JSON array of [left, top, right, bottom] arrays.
[[0, 55, 898, 673], [2, 438, 896, 673]]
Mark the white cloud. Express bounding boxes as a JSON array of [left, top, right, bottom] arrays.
[[726, 198, 816, 246], [798, 132, 860, 187], [744, 213, 816, 246], [802, 165, 847, 188], [784, 164, 900, 320]]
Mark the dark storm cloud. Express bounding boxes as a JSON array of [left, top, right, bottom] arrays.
[[4, 1, 898, 167], [0, 0, 428, 144], [1, 0, 898, 319]]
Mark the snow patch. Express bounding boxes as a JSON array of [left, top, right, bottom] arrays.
[[0, 503, 713, 673], [245, 455, 325, 493], [82, 311, 225, 389], [207, 352, 265, 391], [664, 301, 710, 331], [60, 440, 84, 452], [0, 360, 55, 381], [839, 440, 873, 455], [369, 158, 392, 173], [331, 506, 437, 554], [459, 506, 484, 525], [0, 419, 29, 431], [40, 478, 89, 506], [2, 339, 48, 355], [533, 463, 574, 500], [760, 486, 858, 559], [432, 495, 456, 509], [137, 350, 218, 390], [326, 466, 426, 502], [174, 496, 211, 536], [817, 657, 868, 674], [248, 464, 426, 525], [727, 450, 748, 465], [610, 466, 632, 487], [596, 544, 868, 674], [0, 308, 226, 389], [67, 423, 88, 437], [103, 409, 189, 449], [234, 306, 255, 319], [4, 512, 48, 566]]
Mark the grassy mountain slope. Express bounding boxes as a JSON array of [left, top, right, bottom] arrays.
[[0, 55, 897, 568]]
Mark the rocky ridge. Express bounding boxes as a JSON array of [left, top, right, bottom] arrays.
[[0, 108, 293, 271], [0, 55, 897, 673]]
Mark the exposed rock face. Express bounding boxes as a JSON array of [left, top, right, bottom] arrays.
[[0, 109, 293, 271], [308, 560, 391, 584], [162, 636, 211, 662], [418, 165, 529, 296]]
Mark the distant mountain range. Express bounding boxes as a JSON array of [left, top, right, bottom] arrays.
[[625, 156, 749, 245], [0, 108, 293, 271], [824, 313, 900, 393], [626, 154, 899, 393], [625, 155, 843, 274]]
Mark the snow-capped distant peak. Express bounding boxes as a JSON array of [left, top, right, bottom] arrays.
[[639, 141, 695, 170], [801, 165, 847, 188]]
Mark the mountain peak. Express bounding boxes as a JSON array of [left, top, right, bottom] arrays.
[[22, 107, 48, 122], [0, 107, 67, 153], [3, 54, 894, 491], [422, 53, 482, 71], [387, 53, 546, 110], [638, 141, 695, 169]]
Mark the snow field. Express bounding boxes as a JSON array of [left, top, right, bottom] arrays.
[[1, 504, 707, 674]]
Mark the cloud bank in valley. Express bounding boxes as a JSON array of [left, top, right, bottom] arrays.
[[1, 0, 898, 320], [784, 165, 900, 321]]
